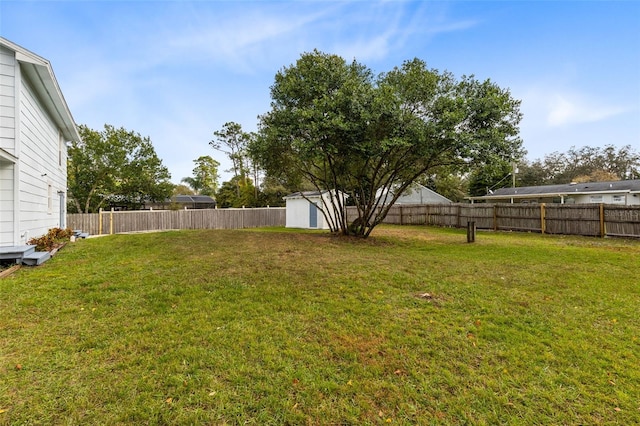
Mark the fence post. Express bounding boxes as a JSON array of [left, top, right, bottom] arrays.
[[110, 208, 114, 235], [540, 203, 546, 234], [599, 203, 605, 238], [399, 205, 404, 225], [99, 208, 103, 235]]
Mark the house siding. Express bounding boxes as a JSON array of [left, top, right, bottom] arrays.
[[0, 45, 16, 154], [17, 69, 66, 243], [0, 38, 77, 247], [0, 45, 16, 245], [0, 162, 15, 245], [571, 193, 638, 205]]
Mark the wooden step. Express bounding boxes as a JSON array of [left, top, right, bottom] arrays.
[[0, 245, 36, 262], [22, 251, 51, 266]]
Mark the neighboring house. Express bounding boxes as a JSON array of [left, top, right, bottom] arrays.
[[172, 195, 217, 209], [0, 37, 81, 247], [377, 183, 452, 205], [283, 190, 344, 230], [467, 180, 640, 205], [145, 195, 217, 210]]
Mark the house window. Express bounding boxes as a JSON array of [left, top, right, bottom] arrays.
[[612, 195, 625, 203], [589, 195, 603, 203]]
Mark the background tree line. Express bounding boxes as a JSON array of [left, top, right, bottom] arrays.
[[67, 125, 173, 213], [68, 54, 639, 229], [467, 144, 640, 197]]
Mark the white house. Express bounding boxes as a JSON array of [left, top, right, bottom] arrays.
[[467, 180, 640, 205], [283, 190, 344, 230], [0, 37, 81, 248]]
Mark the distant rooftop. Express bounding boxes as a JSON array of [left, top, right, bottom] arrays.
[[174, 195, 216, 204], [470, 179, 640, 200]]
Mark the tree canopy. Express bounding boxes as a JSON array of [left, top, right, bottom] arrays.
[[254, 50, 523, 237], [211, 122, 263, 204], [210, 122, 253, 185], [215, 176, 258, 208], [517, 145, 640, 187], [181, 155, 220, 196], [466, 144, 640, 196], [68, 124, 173, 213]]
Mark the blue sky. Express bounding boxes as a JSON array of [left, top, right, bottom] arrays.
[[2, 0, 638, 184]]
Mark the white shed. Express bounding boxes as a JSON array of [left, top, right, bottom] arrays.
[[0, 37, 81, 247], [283, 190, 343, 230]]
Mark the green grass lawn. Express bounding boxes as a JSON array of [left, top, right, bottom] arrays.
[[1, 226, 638, 425]]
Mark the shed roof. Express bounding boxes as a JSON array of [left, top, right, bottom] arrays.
[[283, 190, 332, 200], [0, 37, 81, 144]]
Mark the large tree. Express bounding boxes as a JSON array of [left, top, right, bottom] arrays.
[[215, 175, 258, 208], [211, 122, 263, 203], [68, 124, 173, 213], [181, 155, 220, 196], [255, 51, 523, 237]]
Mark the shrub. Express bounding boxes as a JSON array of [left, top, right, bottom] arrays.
[[28, 227, 74, 252]]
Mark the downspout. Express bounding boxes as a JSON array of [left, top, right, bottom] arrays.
[[58, 191, 65, 228]]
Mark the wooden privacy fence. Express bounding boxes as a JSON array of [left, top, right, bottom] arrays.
[[68, 207, 286, 236], [348, 203, 640, 238], [68, 204, 640, 239]]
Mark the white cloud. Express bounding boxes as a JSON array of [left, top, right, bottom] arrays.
[[334, 33, 394, 63], [164, 5, 333, 73], [517, 85, 630, 129], [547, 93, 628, 127], [515, 84, 637, 160], [161, 1, 479, 72], [333, 2, 478, 63]]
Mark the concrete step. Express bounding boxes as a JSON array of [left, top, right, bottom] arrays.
[[22, 251, 51, 266]]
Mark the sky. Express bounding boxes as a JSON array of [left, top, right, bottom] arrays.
[[1, 0, 639, 184]]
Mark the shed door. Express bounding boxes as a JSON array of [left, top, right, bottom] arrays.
[[309, 202, 318, 228]]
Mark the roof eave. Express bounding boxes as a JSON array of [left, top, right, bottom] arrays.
[[468, 189, 634, 201], [2, 37, 81, 143], [22, 62, 81, 143]]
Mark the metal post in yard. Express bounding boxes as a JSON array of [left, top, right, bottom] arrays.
[[467, 221, 476, 243]]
